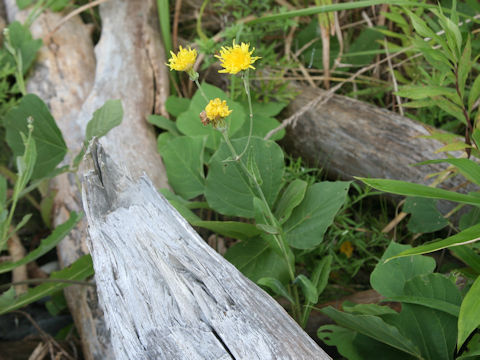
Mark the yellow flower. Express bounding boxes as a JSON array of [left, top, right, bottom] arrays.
[[167, 46, 197, 72], [339, 241, 354, 258], [203, 98, 232, 127], [215, 41, 260, 74]]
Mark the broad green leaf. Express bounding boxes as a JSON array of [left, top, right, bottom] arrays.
[[251, 101, 287, 117], [295, 274, 318, 304], [0, 212, 81, 274], [0, 254, 94, 315], [403, 197, 448, 233], [458, 276, 480, 348], [417, 158, 480, 186], [468, 75, 480, 112], [234, 113, 285, 141], [85, 99, 123, 142], [224, 237, 289, 284], [194, 220, 261, 240], [274, 179, 308, 224], [318, 325, 416, 360], [7, 21, 42, 73], [356, 177, 480, 206], [386, 295, 460, 317], [346, 27, 383, 66], [283, 181, 350, 249], [205, 137, 284, 218], [385, 223, 480, 261], [4, 94, 66, 179], [370, 242, 435, 298], [157, 132, 175, 153], [147, 115, 180, 135], [176, 83, 245, 149], [257, 277, 293, 303], [385, 302, 457, 360], [166, 95, 190, 117], [450, 245, 480, 274], [255, 223, 279, 234], [321, 306, 421, 357], [160, 136, 205, 199]]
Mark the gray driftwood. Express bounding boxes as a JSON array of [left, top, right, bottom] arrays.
[[283, 86, 472, 196], [3, 0, 170, 358], [81, 142, 331, 360]]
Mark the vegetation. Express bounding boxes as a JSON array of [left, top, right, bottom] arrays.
[[0, 0, 479, 359]]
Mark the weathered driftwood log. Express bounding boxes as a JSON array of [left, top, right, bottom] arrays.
[[82, 142, 331, 360], [3, 0, 170, 358], [282, 86, 472, 197]]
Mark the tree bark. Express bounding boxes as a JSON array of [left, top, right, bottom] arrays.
[[82, 141, 331, 360], [3, 1, 170, 358], [282, 86, 473, 199]]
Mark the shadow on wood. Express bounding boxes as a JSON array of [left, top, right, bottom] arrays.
[[81, 141, 331, 359]]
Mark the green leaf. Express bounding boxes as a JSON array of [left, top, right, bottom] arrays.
[[458, 276, 480, 348], [48, 0, 69, 11], [257, 277, 293, 303], [157, 132, 175, 153], [176, 83, 245, 149], [321, 306, 421, 357], [234, 113, 285, 141], [166, 95, 190, 117], [395, 85, 456, 100], [251, 101, 287, 117], [311, 254, 332, 296], [0, 254, 94, 315], [0, 176, 6, 212], [468, 75, 480, 112], [193, 220, 261, 240], [403, 197, 448, 233], [458, 36, 472, 98], [434, 141, 472, 153], [255, 223, 279, 234], [7, 21, 42, 73], [16, 0, 34, 9], [274, 179, 308, 224], [0, 212, 81, 274], [205, 136, 284, 218], [224, 237, 289, 284], [417, 158, 480, 186], [0, 287, 16, 308], [356, 177, 480, 206], [457, 334, 480, 360], [4, 94, 66, 180], [385, 223, 480, 261], [432, 97, 466, 124], [472, 129, 480, 149], [85, 99, 123, 142], [283, 181, 350, 249], [370, 242, 435, 298], [40, 189, 56, 229], [160, 136, 205, 199], [450, 244, 480, 274], [147, 115, 180, 135], [342, 303, 398, 316], [295, 274, 318, 304]]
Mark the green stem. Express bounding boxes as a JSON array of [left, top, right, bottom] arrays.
[[194, 78, 209, 103], [237, 70, 254, 159], [219, 128, 303, 322]]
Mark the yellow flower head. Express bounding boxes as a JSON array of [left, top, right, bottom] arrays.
[[202, 98, 232, 127], [215, 41, 260, 74], [339, 241, 354, 258], [167, 46, 197, 72]]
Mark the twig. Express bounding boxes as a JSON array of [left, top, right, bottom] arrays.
[[384, 38, 403, 115], [44, 0, 109, 42], [7, 226, 28, 295], [172, 0, 183, 50]]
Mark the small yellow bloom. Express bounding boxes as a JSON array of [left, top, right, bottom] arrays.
[[339, 241, 354, 258], [203, 98, 232, 127], [167, 46, 197, 72], [215, 41, 260, 75]]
